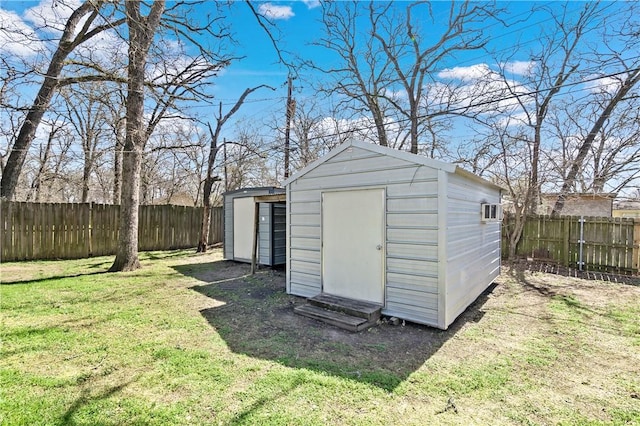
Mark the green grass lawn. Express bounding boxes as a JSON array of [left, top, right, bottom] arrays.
[[1, 249, 639, 425]]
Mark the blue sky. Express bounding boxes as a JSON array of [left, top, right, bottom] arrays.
[[205, 1, 604, 136], [0, 1, 632, 148], [0, 1, 602, 114], [207, 1, 539, 137]]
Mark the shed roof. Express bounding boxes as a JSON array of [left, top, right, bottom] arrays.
[[283, 140, 502, 191], [222, 186, 285, 197]]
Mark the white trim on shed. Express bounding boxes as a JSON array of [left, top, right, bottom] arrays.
[[284, 140, 502, 330]]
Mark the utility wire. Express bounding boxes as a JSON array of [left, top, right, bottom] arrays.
[[4, 65, 640, 163]]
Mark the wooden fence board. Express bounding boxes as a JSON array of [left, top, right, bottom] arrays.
[[0, 201, 223, 262], [503, 214, 638, 274], [633, 221, 640, 271], [208, 206, 223, 244]]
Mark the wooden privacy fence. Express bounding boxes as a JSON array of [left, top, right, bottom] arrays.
[[503, 214, 640, 274], [0, 202, 223, 262]]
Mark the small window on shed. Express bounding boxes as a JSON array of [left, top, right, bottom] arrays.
[[481, 203, 502, 222]]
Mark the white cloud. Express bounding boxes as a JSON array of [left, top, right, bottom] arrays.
[[1, 0, 122, 61], [0, 9, 45, 56], [498, 111, 532, 128], [584, 74, 624, 95], [302, 0, 321, 9], [502, 60, 536, 76], [258, 3, 295, 20], [23, 0, 81, 33], [437, 64, 492, 81], [433, 63, 535, 116]]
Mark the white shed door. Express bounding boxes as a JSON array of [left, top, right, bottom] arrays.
[[233, 197, 255, 260], [322, 189, 384, 304]]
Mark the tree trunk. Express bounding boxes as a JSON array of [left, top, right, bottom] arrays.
[[196, 87, 270, 252], [82, 153, 92, 203], [409, 101, 418, 154], [113, 136, 123, 204], [507, 213, 526, 260], [370, 97, 388, 147], [110, 0, 165, 272], [109, 143, 143, 271], [528, 121, 541, 214], [2, 65, 65, 200], [197, 177, 214, 253], [32, 125, 57, 202]]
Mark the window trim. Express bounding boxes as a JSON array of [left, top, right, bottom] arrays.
[[481, 203, 502, 222]]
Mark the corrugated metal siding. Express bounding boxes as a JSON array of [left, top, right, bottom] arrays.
[[287, 146, 441, 325], [223, 188, 284, 265], [445, 173, 501, 326], [288, 187, 322, 296], [272, 203, 286, 265], [223, 195, 233, 260], [258, 203, 271, 265]]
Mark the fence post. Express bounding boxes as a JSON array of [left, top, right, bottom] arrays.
[[88, 202, 93, 257], [633, 219, 640, 273], [578, 216, 585, 271]]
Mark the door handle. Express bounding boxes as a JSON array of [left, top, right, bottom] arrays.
[[376, 245, 382, 250]]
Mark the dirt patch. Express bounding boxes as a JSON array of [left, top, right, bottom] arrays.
[[175, 259, 498, 391], [172, 255, 640, 423], [507, 259, 640, 286]]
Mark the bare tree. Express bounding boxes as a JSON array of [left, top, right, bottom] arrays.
[[546, 91, 640, 197], [222, 123, 274, 191], [309, 1, 498, 154], [99, 87, 127, 204], [197, 85, 273, 252], [551, 70, 640, 213], [60, 83, 112, 202], [27, 117, 64, 202], [110, 0, 166, 272], [287, 98, 345, 170], [110, 1, 234, 270], [310, 1, 394, 147], [1, 0, 125, 200], [497, 3, 603, 213], [369, 1, 496, 154]]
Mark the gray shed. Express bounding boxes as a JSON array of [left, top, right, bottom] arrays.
[[283, 140, 502, 330], [223, 187, 286, 266]]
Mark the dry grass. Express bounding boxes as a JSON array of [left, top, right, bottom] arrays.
[[1, 249, 639, 425]]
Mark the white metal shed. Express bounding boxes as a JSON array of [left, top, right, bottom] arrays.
[[283, 140, 502, 330], [223, 187, 286, 266]]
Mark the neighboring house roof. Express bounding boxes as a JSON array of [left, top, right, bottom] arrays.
[[538, 192, 617, 216], [282, 140, 503, 191]]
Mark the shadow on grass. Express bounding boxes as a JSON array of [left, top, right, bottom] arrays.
[[174, 260, 494, 392], [227, 372, 306, 425], [0, 270, 109, 286], [60, 379, 135, 425], [142, 249, 195, 261]]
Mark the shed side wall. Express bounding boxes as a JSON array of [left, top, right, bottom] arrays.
[[287, 146, 441, 326], [445, 173, 501, 327], [223, 195, 233, 260], [258, 203, 272, 265]]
